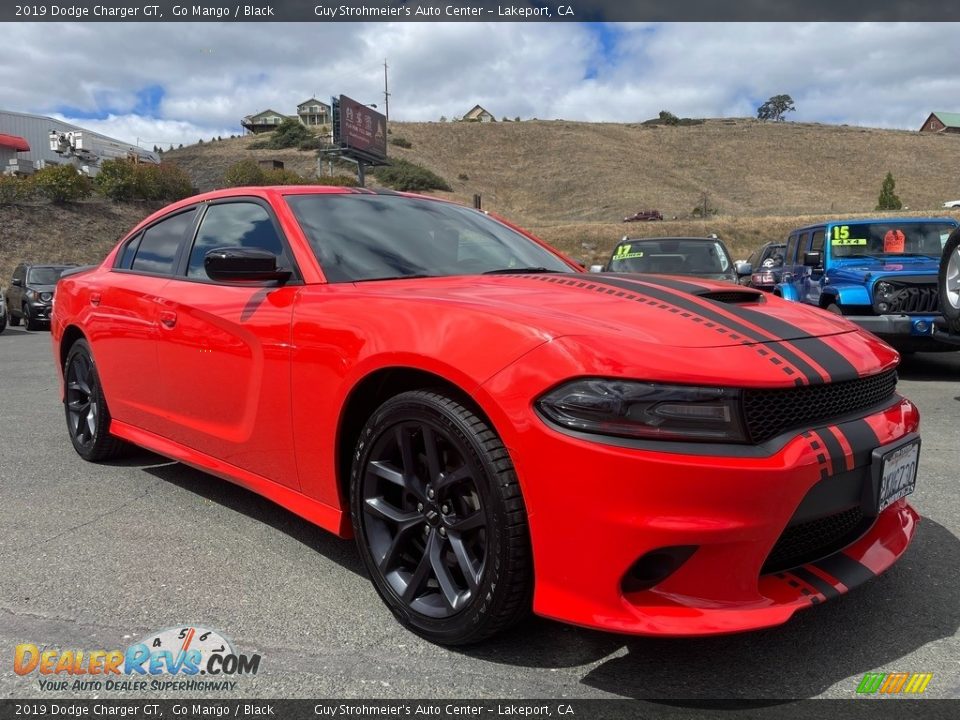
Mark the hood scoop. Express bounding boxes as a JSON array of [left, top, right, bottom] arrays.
[[694, 289, 765, 305]]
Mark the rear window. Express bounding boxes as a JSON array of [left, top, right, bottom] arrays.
[[131, 209, 196, 275]]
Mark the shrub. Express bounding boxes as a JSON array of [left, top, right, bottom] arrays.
[[135, 163, 194, 200], [262, 168, 306, 185], [223, 159, 265, 187], [317, 174, 359, 187], [389, 136, 412, 149], [297, 136, 324, 151], [0, 174, 35, 204], [95, 158, 138, 200], [373, 158, 451, 192], [457, 173, 469, 181], [32, 164, 92, 203]]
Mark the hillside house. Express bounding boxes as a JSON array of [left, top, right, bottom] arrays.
[[919, 112, 960, 134], [241, 109, 293, 134], [297, 98, 331, 127], [462, 105, 495, 122]]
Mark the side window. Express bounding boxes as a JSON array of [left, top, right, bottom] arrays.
[[810, 229, 825, 254], [785, 234, 799, 266], [797, 232, 811, 255], [116, 232, 143, 270], [186, 202, 290, 280], [131, 210, 196, 275]]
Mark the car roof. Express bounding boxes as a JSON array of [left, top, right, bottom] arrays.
[[790, 217, 957, 232], [619, 236, 723, 243]]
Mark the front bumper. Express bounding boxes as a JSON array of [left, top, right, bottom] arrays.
[[24, 300, 53, 321], [484, 384, 920, 636], [846, 313, 939, 338]]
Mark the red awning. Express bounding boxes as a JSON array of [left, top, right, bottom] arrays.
[[0, 133, 30, 152]]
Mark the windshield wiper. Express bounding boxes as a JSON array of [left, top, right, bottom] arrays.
[[482, 267, 565, 275], [354, 273, 437, 282]]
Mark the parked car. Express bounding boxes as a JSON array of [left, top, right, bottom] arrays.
[[591, 236, 740, 283], [740, 241, 787, 292], [774, 217, 958, 352], [53, 187, 920, 644], [943, 200, 960, 209], [623, 209, 663, 222], [6, 263, 77, 330]]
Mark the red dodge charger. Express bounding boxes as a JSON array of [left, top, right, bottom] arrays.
[[52, 186, 920, 644]]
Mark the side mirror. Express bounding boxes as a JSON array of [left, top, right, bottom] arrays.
[[803, 251, 822, 267], [204, 247, 291, 283], [734, 260, 752, 276], [589, 264, 605, 273], [12, 278, 22, 287]]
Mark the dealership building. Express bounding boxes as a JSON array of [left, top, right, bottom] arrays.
[[0, 109, 158, 176]]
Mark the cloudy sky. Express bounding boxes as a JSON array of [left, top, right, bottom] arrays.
[[1, 22, 957, 148]]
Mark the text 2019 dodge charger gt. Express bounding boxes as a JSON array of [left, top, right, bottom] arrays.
[[51, 186, 920, 644]]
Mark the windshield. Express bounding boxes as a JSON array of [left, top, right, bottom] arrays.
[[285, 194, 572, 282], [27, 267, 70, 285], [608, 239, 732, 275], [829, 222, 954, 259]]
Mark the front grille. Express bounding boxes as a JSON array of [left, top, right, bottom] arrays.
[[742, 370, 897, 444], [883, 283, 938, 314], [763, 506, 868, 573]]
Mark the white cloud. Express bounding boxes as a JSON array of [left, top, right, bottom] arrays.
[[2, 21, 959, 147]]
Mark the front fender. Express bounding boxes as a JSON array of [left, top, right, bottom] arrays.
[[824, 283, 871, 307]]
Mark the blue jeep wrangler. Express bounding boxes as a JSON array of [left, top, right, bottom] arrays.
[[775, 217, 958, 352]]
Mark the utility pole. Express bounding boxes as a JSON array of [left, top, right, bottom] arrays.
[[383, 59, 390, 122]]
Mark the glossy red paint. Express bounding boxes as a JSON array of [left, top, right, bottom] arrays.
[[52, 186, 921, 637]]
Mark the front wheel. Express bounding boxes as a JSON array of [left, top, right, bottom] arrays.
[[64, 339, 126, 461], [22, 306, 39, 331], [939, 227, 960, 333], [350, 390, 532, 645]]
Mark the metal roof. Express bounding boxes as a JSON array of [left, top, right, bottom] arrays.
[[930, 112, 960, 128]]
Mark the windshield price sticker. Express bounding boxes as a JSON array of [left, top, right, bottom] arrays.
[[831, 226, 867, 246], [614, 245, 644, 260]]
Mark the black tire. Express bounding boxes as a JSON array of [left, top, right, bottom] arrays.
[[350, 390, 531, 645], [63, 339, 126, 461], [824, 303, 843, 315], [939, 227, 960, 333], [22, 305, 39, 331]]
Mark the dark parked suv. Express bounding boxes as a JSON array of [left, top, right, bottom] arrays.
[[5, 264, 75, 330]]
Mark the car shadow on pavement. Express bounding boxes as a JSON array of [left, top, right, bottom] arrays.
[[134, 454, 367, 577], [459, 520, 959, 701], [897, 352, 960, 382]]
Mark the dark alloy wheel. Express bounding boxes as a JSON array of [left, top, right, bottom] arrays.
[[350, 390, 531, 645], [939, 226, 960, 333], [64, 339, 126, 461]]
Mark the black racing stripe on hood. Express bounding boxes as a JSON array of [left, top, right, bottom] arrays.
[[569, 274, 822, 385], [601, 274, 861, 383]]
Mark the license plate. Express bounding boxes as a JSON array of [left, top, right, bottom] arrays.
[[877, 440, 919, 512]]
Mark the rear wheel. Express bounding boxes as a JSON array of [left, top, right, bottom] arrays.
[[64, 339, 126, 461], [350, 390, 531, 645], [939, 227, 960, 333]]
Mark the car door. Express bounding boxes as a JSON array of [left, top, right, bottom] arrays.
[[781, 232, 804, 299], [801, 229, 826, 305], [86, 208, 197, 433], [153, 198, 301, 489], [8, 264, 25, 316]]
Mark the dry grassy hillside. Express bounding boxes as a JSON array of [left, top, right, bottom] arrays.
[[3, 119, 959, 282]]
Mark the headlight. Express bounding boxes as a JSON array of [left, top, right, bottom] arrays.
[[536, 379, 746, 442], [40, 292, 53, 303], [875, 282, 894, 300]]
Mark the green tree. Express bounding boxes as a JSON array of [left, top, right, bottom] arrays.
[[757, 94, 796, 122], [658, 110, 680, 126], [876, 171, 903, 211], [95, 158, 138, 201]]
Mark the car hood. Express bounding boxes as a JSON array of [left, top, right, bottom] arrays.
[[355, 272, 858, 349], [829, 257, 939, 282]]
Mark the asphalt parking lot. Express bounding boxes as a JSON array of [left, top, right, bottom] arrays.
[[1, 326, 958, 702]]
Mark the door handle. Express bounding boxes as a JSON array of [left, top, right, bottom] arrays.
[[90, 292, 101, 306], [159, 310, 177, 328]]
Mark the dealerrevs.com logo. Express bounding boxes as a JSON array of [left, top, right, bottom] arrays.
[[14, 626, 261, 692]]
